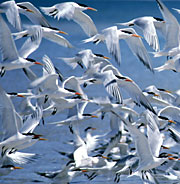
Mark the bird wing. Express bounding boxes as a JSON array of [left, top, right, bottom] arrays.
[[102, 70, 123, 104], [76, 49, 94, 68], [168, 127, 180, 143], [62, 76, 85, 97], [20, 106, 42, 133], [0, 85, 20, 141], [73, 10, 98, 37], [103, 26, 121, 65], [40, 2, 75, 20], [156, 0, 180, 51], [146, 111, 163, 157], [136, 18, 159, 51], [122, 28, 153, 71], [43, 32, 73, 48], [121, 116, 154, 166], [117, 77, 156, 114], [19, 37, 41, 59], [2, 0, 21, 31], [17, 2, 50, 27], [0, 15, 19, 62], [30, 74, 59, 91], [42, 55, 56, 75]]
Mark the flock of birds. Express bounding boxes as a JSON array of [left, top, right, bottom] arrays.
[[1, 0, 180, 183]]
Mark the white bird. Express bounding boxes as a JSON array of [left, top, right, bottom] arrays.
[[83, 26, 153, 71], [118, 115, 176, 182], [60, 49, 110, 69], [40, 2, 98, 37], [0, 84, 45, 166], [117, 16, 166, 51], [17, 2, 51, 27], [50, 102, 98, 127], [0, 164, 23, 176], [12, 25, 73, 48], [29, 55, 81, 100], [154, 53, 180, 72], [0, 0, 22, 31], [0, 15, 42, 77], [36, 161, 81, 184], [154, 0, 180, 58], [102, 64, 156, 114]]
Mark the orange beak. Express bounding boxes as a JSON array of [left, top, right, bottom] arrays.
[[35, 62, 43, 66], [165, 90, 172, 93], [39, 138, 48, 141], [161, 145, 170, 149], [168, 120, 176, 124], [82, 169, 88, 172], [87, 7, 97, 11], [17, 94, 25, 97], [125, 78, 133, 82], [26, 9, 34, 13], [58, 30, 68, 35], [154, 93, 160, 97], [91, 115, 98, 118], [103, 56, 110, 60], [13, 166, 23, 169], [75, 92, 82, 96], [132, 34, 142, 38], [102, 155, 109, 159], [91, 127, 96, 130]]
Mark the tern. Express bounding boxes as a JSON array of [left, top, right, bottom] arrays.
[[117, 16, 166, 51], [118, 115, 177, 182], [13, 25, 73, 48], [0, 84, 45, 165], [17, 2, 51, 27], [0, 0, 22, 31], [40, 2, 98, 37], [0, 164, 23, 176], [0, 15, 42, 77], [154, 0, 180, 58], [102, 64, 156, 114], [60, 49, 110, 69], [83, 26, 153, 71]]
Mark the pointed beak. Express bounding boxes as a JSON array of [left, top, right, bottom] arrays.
[[82, 169, 88, 172], [167, 153, 173, 157], [33, 134, 43, 139], [58, 30, 68, 35], [26, 9, 34, 13], [161, 145, 170, 149], [13, 166, 23, 169], [125, 78, 133, 82], [168, 120, 176, 124], [132, 34, 142, 38], [102, 155, 109, 159], [154, 93, 160, 97], [87, 7, 97, 11], [17, 94, 25, 98], [91, 127, 96, 130], [75, 92, 82, 96], [35, 62, 43, 66], [103, 56, 110, 60], [39, 138, 48, 141], [165, 90, 172, 93], [91, 115, 98, 118], [168, 157, 176, 160]]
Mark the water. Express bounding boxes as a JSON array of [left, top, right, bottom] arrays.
[[0, 0, 180, 183]]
